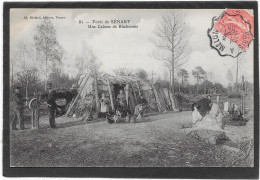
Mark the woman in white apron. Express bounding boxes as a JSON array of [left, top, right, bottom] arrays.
[[99, 93, 110, 117]]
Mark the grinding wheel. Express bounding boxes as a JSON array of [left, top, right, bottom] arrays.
[[29, 98, 38, 109]]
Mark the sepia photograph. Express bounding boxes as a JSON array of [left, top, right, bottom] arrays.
[[3, 2, 259, 178]]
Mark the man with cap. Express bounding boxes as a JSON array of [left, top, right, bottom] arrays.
[[46, 83, 57, 128], [12, 86, 28, 130]]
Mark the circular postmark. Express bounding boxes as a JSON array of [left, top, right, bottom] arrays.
[[208, 9, 254, 58]]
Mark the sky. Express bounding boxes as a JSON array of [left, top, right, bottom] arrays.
[[10, 8, 254, 86]]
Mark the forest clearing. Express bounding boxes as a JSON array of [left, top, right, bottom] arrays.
[[10, 94, 254, 167]]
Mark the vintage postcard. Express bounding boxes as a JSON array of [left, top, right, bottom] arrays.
[[3, 2, 259, 178]]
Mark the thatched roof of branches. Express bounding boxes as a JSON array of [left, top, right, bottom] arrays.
[[98, 73, 150, 86]]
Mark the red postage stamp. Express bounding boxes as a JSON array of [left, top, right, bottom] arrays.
[[208, 9, 254, 57]]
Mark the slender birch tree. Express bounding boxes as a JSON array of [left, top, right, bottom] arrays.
[[34, 19, 64, 90], [152, 11, 190, 111]]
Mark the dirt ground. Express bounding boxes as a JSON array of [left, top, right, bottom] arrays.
[[10, 103, 254, 167]]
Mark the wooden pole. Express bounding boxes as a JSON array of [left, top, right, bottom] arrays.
[[65, 73, 91, 117], [151, 84, 163, 112], [242, 76, 245, 114], [94, 71, 100, 113], [107, 78, 115, 111], [125, 83, 129, 106]]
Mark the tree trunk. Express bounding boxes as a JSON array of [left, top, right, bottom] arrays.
[[169, 69, 172, 87], [170, 52, 179, 111], [171, 58, 174, 92]]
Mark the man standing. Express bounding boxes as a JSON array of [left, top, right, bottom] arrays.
[[46, 83, 57, 128], [12, 86, 28, 130]]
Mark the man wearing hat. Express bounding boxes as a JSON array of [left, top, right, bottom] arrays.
[[46, 83, 57, 128], [12, 86, 28, 130]]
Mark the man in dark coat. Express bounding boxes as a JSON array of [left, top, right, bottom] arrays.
[[46, 83, 57, 128], [12, 86, 28, 130]]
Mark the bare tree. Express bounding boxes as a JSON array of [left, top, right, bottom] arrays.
[[177, 69, 189, 92], [81, 47, 102, 112], [16, 66, 40, 94], [74, 41, 95, 81], [113, 67, 134, 76], [34, 19, 64, 90], [192, 66, 206, 94], [152, 11, 190, 111], [12, 40, 39, 103], [162, 69, 169, 84]]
